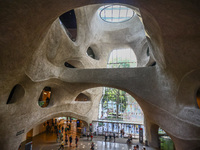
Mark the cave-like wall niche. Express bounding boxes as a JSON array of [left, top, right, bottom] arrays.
[[38, 87, 52, 108], [59, 9, 77, 42], [75, 93, 89, 101], [196, 88, 200, 109], [147, 47, 150, 56], [6, 84, 25, 104], [87, 47, 96, 59], [64, 62, 76, 68]]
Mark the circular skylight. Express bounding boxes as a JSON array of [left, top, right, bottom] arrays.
[[98, 5, 134, 23]]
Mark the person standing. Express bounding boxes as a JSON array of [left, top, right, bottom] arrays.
[[65, 126, 68, 133], [65, 134, 68, 145], [91, 133, 93, 141], [69, 135, 72, 147], [105, 132, 108, 142], [75, 136, 79, 147], [109, 132, 112, 141], [87, 132, 90, 140], [90, 142, 94, 150], [113, 133, 116, 142]]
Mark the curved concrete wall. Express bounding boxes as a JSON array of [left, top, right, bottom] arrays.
[[0, 1, 200, 150]]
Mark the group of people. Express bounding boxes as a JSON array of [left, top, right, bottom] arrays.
[[133, 145, 146, 150], [58, 135, 79, 149], [87, 132, 94, 141], [105, 132, 116, 142], [54, 120, 79, 149]]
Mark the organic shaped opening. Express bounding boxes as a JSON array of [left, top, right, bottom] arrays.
[[87, 47, 96, 59], [75, 93, 89, 101], [38, 87, 51, 108], [196, 88, 200, 109], [158, 128, 175, 150], [147, 47, 150, 56], [98, 5, 134, 23], [59, 9, 77, 42], [107, 48, 137, 68], [150, 62, 156, 66], [7, 84, 25, 104], [64, 62, 76, 68]]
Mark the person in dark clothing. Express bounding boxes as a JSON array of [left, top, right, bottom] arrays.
[[69, 135, 72, 147], [109, 132, 112, 141], [75, 136, 79, 147], [62, 126, 64, 133], [105, 132, 108, 142], [113, 133, 116, 142], [90, 142, 94, 150]]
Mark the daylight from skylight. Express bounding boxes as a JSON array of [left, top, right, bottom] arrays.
[[98, 5, 134, 23]]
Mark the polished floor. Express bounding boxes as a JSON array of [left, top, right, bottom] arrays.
[[21, 120, 154, 150]]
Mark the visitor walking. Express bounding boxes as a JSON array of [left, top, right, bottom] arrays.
[[75, 136, 79, 147], [58, 140, 64, 150], [69, 135, 72, 147]]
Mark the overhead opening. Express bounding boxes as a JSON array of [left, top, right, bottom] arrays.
[[59, 9, 77, 42], [38, 87, 52, 108], [196, 88, 200, 109], [107, 48, 137, 68], [7, 84, 25, 104], [98, 5, 134, 23], [64, 62, 76, 68], [75, 93, 90, 101], [87, 47, 96, 59]]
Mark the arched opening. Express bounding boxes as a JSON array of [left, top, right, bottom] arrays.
[[38, 87, 52, 108], [94, 87, 144, 139], [196, 88, 200, 109], [59, 9, 77, 42], [6, 84, 25, 104], [158, 127, 175, 150], [75, 93, 90, 101], [19, 117, 88, 149]]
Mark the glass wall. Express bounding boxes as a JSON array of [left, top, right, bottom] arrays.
[[99, 88, 143, 123], [92, 121, 144, 138]]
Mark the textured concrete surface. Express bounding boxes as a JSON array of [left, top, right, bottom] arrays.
[[0, 0, 200, 150]]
